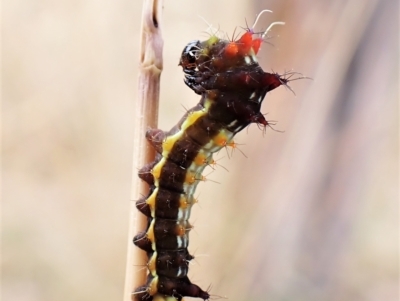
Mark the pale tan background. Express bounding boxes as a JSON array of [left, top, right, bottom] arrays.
[[2, 1, 398, 301]]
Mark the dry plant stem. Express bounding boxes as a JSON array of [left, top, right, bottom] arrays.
[[123, 1, 164, 300]]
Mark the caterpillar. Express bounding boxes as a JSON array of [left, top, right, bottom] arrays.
[[133, 12, 298, 301]]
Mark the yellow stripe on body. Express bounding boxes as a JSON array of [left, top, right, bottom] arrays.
[[145, 187, 195, 220], [148, 252, 157, 276], [146, 219, 156, 250], [181, 109, 205, 131], [162, 131, 182, 157], [151, 157, 165, 182], [145, 189, 158, 217], [147, 276, 158, 296], [180, 100, 211, 133], [161, 104, 209, 158]]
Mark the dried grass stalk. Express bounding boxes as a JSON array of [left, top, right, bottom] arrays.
[[123, 0, 164, 300]]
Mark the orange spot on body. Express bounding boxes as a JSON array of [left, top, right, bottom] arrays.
[[176, 223, 191, 236], [179, 196, 189, 209], [185, 172, 197, 184], [194, 153, 208, 166], [176, 224, 186, 236], [214, 133, 228, 147]]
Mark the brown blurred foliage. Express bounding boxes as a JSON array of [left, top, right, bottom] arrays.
[[2, 1, 398, 301]]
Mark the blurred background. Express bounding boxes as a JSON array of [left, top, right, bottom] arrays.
[[2, 0, 398, 301]]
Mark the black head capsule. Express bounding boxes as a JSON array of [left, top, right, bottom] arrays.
[[179, 40, 201, 74]]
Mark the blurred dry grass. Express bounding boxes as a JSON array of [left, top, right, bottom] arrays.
[[2, 1, 398, 301]]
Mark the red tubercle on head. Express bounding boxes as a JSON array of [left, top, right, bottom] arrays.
[[236, 30, 262, 55], [251, 37, 262, 54], [224, 42, 239, 57], [221, 11, 285, 61], [224, 30, 262, 58], [237, 9, 274, 55], [236, 31, 253, 54], [238, 31, 253, 45]]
